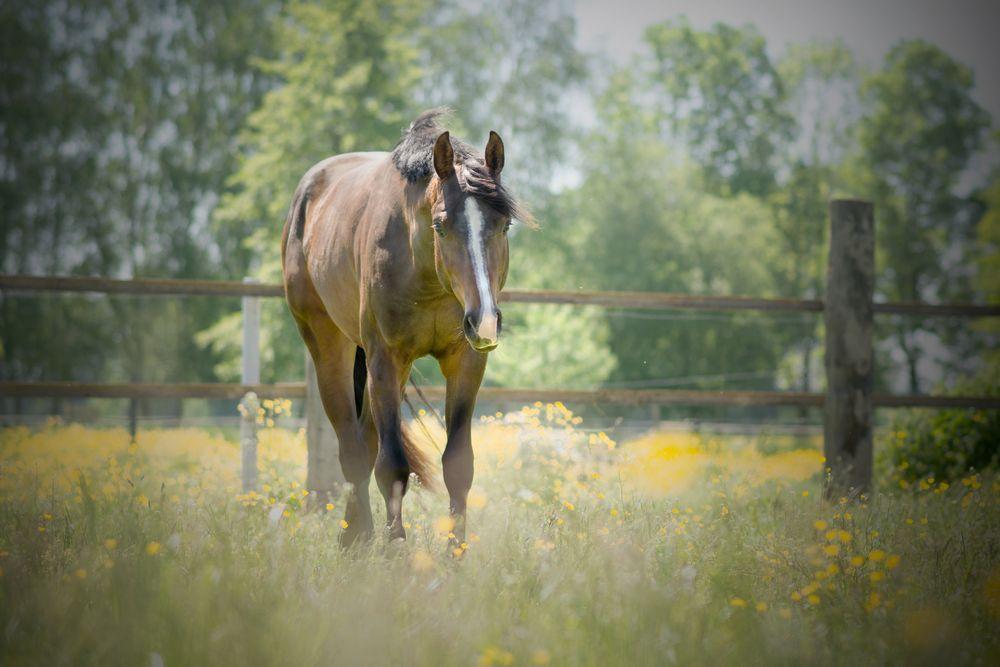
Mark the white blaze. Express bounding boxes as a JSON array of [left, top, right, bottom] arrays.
[[465, 199, 498, 344]]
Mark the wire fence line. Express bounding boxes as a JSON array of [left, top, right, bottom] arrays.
[[3, 381, 999, 410], [2, 200, 998, 498]]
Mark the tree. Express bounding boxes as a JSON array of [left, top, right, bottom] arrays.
[[975, 157, 1000, 365], [484, 305, 617, 389], [769, 41, 861, 393], [418, 0, 589, 198], [206, 0, 590, 384], [858, 40, 990, 392], [643, 19, 793, 197], [540, 69, 788, 404], [0, 0, 279, 418]]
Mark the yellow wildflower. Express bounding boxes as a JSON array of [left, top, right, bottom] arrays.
[[433, 516, 456, 534], [410, 550, 435, 572], [531, 649, 551, 665]]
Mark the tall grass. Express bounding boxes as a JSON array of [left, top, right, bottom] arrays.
[[1, 404, 998, 665]]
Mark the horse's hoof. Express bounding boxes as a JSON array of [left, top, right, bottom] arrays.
[[339, 524, 373, 550]]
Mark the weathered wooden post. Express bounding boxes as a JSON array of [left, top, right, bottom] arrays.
[[305, 352, 343, 503], [649, 404, 661, 425], [240, 277, 260, 491], [824, 199, 875, 497], [239, 391, 259, 491]]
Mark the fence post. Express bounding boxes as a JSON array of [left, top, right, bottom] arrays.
[[240, 277, 260, 491], [239, 392, 259, 491], [824, 199, 875, 498], [305, 351, 344, 503]]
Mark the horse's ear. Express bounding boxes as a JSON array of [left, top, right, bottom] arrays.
[[485, 130, 504, 176], [433, 131, 455, 180]]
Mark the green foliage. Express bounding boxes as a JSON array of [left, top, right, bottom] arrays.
[[207, 0, 589, 383], [3, 3, 996, 410], [531, 73, 792, 393], [643, 19, 794, 197], [976, 167, 1000, 352], [857, 41, 990, 391], [215, 0, 432, 279], [979, 176, 1000, 286], [419, 1, 589, 197], [484, 305, 617, 389], [884, 367, 1000, 482], [1, 0, 279, 408], [861, 41, 988, 205], [3, 422, 1000, 664], [777, 40, 860, 169]]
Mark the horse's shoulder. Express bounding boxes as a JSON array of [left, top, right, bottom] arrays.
[[306, 151, 389, 179]]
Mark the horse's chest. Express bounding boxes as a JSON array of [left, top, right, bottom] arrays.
[[377, 299, 463, 358]]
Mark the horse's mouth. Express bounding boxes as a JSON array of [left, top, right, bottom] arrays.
[[470, 339, 499, 353]]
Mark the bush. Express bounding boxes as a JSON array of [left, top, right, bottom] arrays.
[[883, 367, 1000, 482]]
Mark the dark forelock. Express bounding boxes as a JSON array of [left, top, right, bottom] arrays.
[[390, 108, 532, 223]]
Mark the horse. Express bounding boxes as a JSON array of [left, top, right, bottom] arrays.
[[281, 109, 531, 547]]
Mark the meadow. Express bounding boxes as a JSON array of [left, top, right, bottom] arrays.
[[1, 403, 998, 666]]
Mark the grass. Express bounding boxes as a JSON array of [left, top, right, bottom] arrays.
[[1, 402, 998, 666]]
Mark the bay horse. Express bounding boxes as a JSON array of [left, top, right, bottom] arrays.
[[281, 109, 530, 547]]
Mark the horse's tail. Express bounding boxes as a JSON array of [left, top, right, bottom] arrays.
[[352, 347, 440, 493], [400, 423, 442, 494]]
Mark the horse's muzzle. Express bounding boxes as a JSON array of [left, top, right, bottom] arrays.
[[463, 309, 501, 352]]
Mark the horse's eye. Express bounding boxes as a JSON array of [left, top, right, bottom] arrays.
[[432, 221, 446, 237], [502, 220, 511, 235]]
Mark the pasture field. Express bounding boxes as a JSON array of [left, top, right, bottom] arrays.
[[1, 404, 998, 666]]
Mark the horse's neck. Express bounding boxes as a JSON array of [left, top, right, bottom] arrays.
[[401, 181, 442, 293]]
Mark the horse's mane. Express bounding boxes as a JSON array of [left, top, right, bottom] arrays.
[[391, 108, 534, 225]]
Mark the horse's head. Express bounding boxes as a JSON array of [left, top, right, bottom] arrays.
[[429, 130, 510, 352]]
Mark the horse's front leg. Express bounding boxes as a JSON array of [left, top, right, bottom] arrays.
[[366, 345, 411, 541], [438, 345, 487, 550]]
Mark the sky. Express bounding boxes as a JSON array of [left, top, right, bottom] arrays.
[[574, 0, 1000, 120]]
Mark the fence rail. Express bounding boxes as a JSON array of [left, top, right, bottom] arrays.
[[3, 381, 999, 410], [2, 199, 999, 495], [3, 274, 999, 317]]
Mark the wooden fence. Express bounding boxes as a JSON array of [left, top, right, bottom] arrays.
[[2, 200, 998, 495]]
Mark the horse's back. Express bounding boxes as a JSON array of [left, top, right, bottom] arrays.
[[283, 151, 394, 344]]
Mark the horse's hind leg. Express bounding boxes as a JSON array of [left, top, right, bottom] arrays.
[[294, 315, 374, 546], [363, 343, 412, 541]]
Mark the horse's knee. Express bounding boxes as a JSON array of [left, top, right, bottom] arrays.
[[339, 437, 372, 485]]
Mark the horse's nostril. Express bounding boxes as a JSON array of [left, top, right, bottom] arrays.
[[463, 313, 476, 336], [496, 309, 503, 333]]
